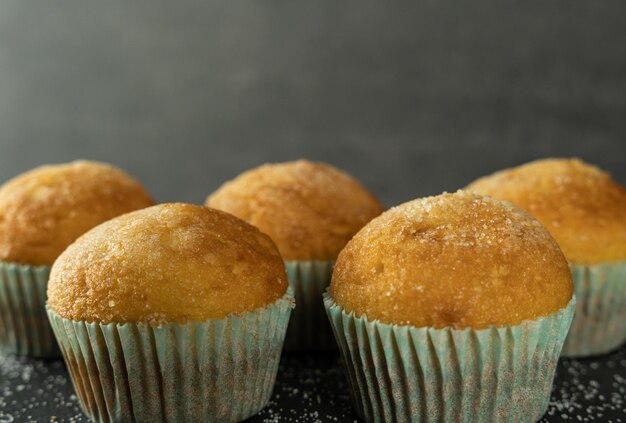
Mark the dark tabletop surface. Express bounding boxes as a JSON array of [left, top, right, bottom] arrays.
[[1, 344, 624, 423]]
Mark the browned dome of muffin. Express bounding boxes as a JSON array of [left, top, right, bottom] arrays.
[[0, 160, 154, 266], [206, 160, 384, 261], [330, 191, 573, 329], [48, 203, 289, 324], [467, 158, 626, 264]]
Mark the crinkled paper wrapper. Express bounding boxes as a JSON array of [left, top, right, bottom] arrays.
[[47, 290, 294, 423], [283, 260, 336, 351], [324, 292, 575, 423], [0, 262, 60, 357], [562, 261, 626, 357]]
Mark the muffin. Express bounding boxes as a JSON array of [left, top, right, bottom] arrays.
[[325, 191, 575, 423], [46, 203, 293, 423], [0, 160, 154, 357], [207, 160, 384, 351], [467, 158, 626, 356]]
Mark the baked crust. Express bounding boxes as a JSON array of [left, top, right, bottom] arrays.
[[47, 203, 288, 324], [467, 158, 626, 264], [206, 160, 384, 261], [330, 191, 573, 329], [0, 160, 154, 265]]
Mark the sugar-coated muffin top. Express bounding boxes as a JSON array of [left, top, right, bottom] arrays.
[[47, 203, 288, 324], [0, 160, 154, 266], [330, 191, 573, 329], [206, 160, 385, 261], [467, 158, 626, 264]]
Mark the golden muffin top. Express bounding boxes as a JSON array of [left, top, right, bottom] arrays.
[[206, 160, 384, 261], [330, 191, 573, 329], [467, 158, 626, 264], [0, 160, 154, 266], [47, 203, 289, 324]]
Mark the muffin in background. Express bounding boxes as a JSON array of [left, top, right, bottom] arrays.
[[207, 160, 384, 351], [325, 191, 575, 423], [0, 160, 154, 357], [47, 203, 293, 423], [468, 158, 626, 356]]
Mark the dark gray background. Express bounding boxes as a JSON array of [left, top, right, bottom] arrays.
[[0, 0, 624, 207]]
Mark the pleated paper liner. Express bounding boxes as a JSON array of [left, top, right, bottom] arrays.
[[47, 289, 294, 423], [0, 262, 60, 357], [562, 261, 626, 357], [324, 292, 576, 423], [283, 260, 336, 351]]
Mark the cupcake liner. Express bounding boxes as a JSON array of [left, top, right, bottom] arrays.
[[562, 261, 626, 357], [324, 292, 575, 423], [47, 289, 294, 423], [0, 262, 60, 357], [283, 260, 336, 351]]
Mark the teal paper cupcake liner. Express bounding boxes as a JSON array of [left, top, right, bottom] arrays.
[[0, 262, 60, 358], [283, 260, 336, 351], [324, 292, 575, 423], [562, 262, 626, 357], [47, 289, 294, 423]]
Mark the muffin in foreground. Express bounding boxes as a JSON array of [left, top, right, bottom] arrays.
[[0, 160, 154, 357], [468, 158, 626, 357], [47, 203, 293, 423], [207, 160, 384, 351], [325, 191, 575, 423]]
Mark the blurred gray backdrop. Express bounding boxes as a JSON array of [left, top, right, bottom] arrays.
[[0, 0, 624, 206]]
